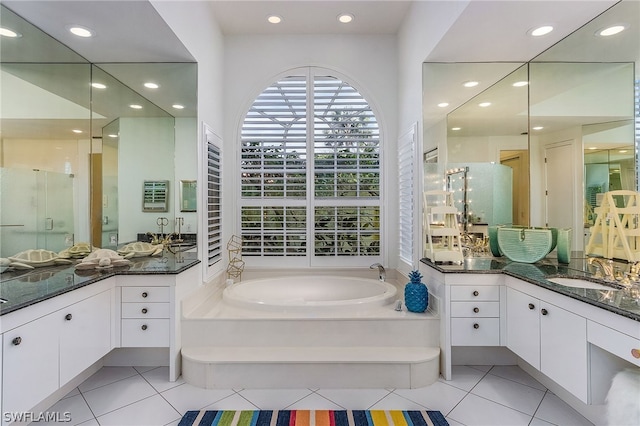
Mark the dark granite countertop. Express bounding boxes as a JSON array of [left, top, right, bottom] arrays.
[[420, 255, 640, 322], [0, 252, 200, 316]]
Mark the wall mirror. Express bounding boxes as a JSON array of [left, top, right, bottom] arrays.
[[0, 3, 198, 257], [0, 5, 90, 257], [180, 180, 197, 212], [423, 0, 639, 254]]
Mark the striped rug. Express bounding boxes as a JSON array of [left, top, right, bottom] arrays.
[[178, 410, 448, 426]]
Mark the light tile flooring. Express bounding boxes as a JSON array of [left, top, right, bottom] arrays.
[[42, 365, 595, 426]]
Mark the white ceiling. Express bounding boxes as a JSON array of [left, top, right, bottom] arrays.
[[210, 0, 412, 35], [2, 1, 622, 63], [1, 0, 635, 141]]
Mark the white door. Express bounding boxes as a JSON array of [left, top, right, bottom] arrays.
[[544, 141, 575, 229]]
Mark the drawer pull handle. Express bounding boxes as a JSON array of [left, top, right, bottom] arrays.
[[473, 307, 479, 313], [632, 349, 640, 359], [12, 336, 22, 346], [473, 323, 480, 329], [142, 308, 148, 314], [473, 290, 479, 297], [141, 324, 148, 331], [528, 303, 535, 310], [65, 313, 73, 321], [141, 292, 148, 298], [541, 308, 549, 316]]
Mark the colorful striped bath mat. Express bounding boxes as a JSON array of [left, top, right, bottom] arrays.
[[178, 410, 448, 426]]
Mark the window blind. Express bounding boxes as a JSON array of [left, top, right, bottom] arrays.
[[207, 140, 222, 267], [239, 69, 381, 264]]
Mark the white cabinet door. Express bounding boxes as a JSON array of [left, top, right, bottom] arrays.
[[506, 287, 540, 368], [506, 286, 588, 404], [540, 301, 588, 403], [2, 313, 59, 418], [59, 290, 112, 385]]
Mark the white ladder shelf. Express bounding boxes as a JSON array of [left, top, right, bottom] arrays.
[[423, 190, 464, 264], [586, 190, 640, 262]]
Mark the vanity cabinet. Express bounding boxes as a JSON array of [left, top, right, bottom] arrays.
[[2, 311, 59, 418], [506, 284, 588, 403], [450, 285, 501, 346], [115, 267, 201, 381], [60, 289, 112, 384], [120, 286, 170, 347], [1, 286, 113, 423]]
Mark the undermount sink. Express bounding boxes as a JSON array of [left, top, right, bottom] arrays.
[[547, 277, 620, 291]]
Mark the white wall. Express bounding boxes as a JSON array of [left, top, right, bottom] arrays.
[[223, 33, 398, 268], [118, 117, 175, 242], [174, 117, 198, 234], [448, 135, 528, 163], [151, 0, 225, 281], [396, 0, 469, 270]]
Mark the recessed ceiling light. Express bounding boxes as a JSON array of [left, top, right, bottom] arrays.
[[172, 104, 185, 110], [597, 25, 626, 36], [267, 15, 282, 24], [513, 81, 528, 87], [451, 127, 461, 131], [530, 25, 553, 37], [91, 82, 107, 89], [338, 13, 354, 24], [463, 81, 479, 88], [72, 129, 83, 134], [144, 82, 160, 89], [619, 150, 628, 153], [532, 126, 544, 130], [129, 104, 143, 109], [478, 102, 492, 108], [0, 27, 21, 38], [108, 134, 118, 138], [68, 25, 93, 38], [588, 147, 598, 150], [437, 102, 449, 108]]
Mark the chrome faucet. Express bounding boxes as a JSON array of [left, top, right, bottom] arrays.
[[588, 257, 615, 281], [370, 263, 386, 281]]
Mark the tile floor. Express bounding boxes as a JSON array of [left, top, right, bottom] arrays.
[[42, 365, 595, 426]]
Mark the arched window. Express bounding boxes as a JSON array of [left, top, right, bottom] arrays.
[[240, 68, 382, 266]]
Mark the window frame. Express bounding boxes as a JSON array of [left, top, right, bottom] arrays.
[[238, 67, 384, 268]]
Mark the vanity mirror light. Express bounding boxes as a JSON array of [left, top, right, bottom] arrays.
[[423, 0, 639, 254]]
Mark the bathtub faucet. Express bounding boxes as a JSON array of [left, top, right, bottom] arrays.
[[370, 263, 386, 281]]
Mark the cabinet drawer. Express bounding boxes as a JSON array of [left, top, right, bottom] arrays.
[[451, 301, 500, 317], [121, 319, 170, 347], [588, 320, 640, 367], [451, 317, 500, 346], [451, 285, 499, 301], [121, 302, 170, 319], [122, 286, 170, 303]]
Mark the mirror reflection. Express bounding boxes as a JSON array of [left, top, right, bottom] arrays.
[[0, 4, 198, 258], [423, 0, 639, 255]]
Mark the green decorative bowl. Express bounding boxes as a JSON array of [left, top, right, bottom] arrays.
[[497, 227, 558, 263]]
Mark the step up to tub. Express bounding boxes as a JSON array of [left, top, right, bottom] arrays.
[[181, 346, 440, 389]]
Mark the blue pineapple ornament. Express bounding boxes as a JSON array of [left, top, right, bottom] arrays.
[[404, 270, 428, 313]]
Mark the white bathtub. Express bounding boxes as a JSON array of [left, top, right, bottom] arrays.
[[222, 275, 397, 312]]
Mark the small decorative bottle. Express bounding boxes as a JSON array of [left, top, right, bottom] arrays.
[[404, 270, 428, 313]]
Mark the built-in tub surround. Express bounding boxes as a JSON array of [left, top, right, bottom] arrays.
[[222, 275, 397, 312], [181, 271, 440, 389]]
